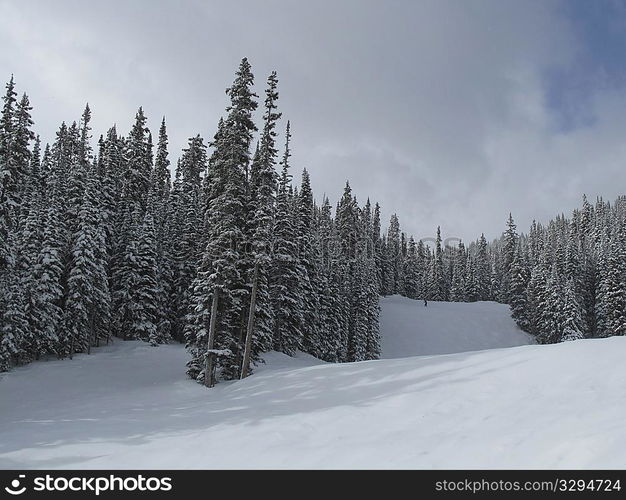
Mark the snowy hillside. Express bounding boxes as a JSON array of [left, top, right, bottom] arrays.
[[380, 295, 534, 358], [2, 333, 625, 469]]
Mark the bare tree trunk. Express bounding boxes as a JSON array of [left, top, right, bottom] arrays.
[[69, 332, 75, 360], [204, 288, 220, 388], [241, 261, 259, 379], [87, 307, 94, 355], [235, 298, 247, 377]]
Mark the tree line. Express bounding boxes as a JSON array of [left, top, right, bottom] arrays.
[[384, 201, 626, 346], [0, 59, 388, 381]]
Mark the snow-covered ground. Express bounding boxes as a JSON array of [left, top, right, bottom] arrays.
[[1, 297, 624, 469], [380, 295, 534, 358]]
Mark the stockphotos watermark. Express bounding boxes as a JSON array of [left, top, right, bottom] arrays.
[[203, 233, 463, 263], [3, 473, 172, 496]]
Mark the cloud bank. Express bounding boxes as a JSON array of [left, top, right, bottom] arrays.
[[2, 0, 626, 242]]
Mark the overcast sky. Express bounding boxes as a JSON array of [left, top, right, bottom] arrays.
[[2, 0, 626, 243]]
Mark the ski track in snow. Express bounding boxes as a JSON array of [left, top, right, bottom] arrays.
[[1, 296, 624, 469]]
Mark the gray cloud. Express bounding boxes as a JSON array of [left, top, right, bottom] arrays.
[[1, 0, 624, 243]]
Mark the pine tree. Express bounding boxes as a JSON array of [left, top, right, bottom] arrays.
[[428, 226, 446, 300], [314, 196, 343, 361], [12, 92, 35, 219], [114, 209, 141, 340], [150, 117, 174, 344], [596, 220, 626, 337], [296, 168, 320, 356], [270, 122, 304, 355], [124, 107, 152, 213], [170, 136, 206, 340], [561, 279, 585, 341], [152, 118, 171, 202], [509, 243, 530, 331], [403, 236, 421, 299], [31, 190, 65, 357], [525, 265, 547, 338], [499, 213, 518, 301], [372, 202, 384, 293], [0, 77, 20, 272], [62, 167, 101, 357], [129, 214, 161, 345], [534, 266, 560, 344], [352, 206, 381, 361], [475, 234, 490, 300], [65, 121, 85, 236], [245, 72, 281, 360], [186, 58, 258, 381], [384, 214, 401, 295], [0, 268, 29, 370]]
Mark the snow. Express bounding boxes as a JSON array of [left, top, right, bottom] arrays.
[[380, 295, 534, 358], [1, 298, 625, 469]]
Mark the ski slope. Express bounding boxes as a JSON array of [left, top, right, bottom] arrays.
[[1, 299, 624, 469], [380, 295, 534, 358]]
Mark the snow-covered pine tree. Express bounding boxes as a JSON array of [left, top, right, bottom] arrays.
[[62, 165, 104, 357], [164, 163, 186, 341], [0, 77, 30, 274], [364, 260, 381, 360], [65, 120, 86, 237], [402, 236, 421, 299], [499, 213, 518, 301], [350, 244, 370, 361], [149, 118, 174, 344], [489, 251, 501, 302], [334, 183, 378, 361], [186, 58, 258, 382], [334, 183, 358, 356], [313, 196, 343, 361], [563, 224, 590, 335], [398, 232, 408, 296], [525, 264, 547, 338], [0, 76, 16, 182], [152, 117, 171, 202], [509, 242, 530, 331], [355, 206, 381, 361], [594, 227, 609, 338], [30, 185, 65, 357], [415, 238, 428, 300], [427, 226, 446, 301], [596, 218, 626, 337], [0, 81, 37, 366], [560, 278, 585, 341], [98, 126, 124, 250], [113, 209, 140, 340], [270, 122, 305, 356], [123, 107, 152, 213], [372, 202, 384, 293], [536, 265, 565, 344], [474, 234, 491, 300], [129, 213, 161, 345], [296, 168, 319, 357], [463, 254, 477, 302], [527, 219, 543, 268], [244, 71, 281, 361], [384, 214, 401, 295], [0, 259, 29, 370], [171, 136, 206, 340], [14, 186, 44, 361], [12, 92, 35, 222], [447, 241, 464, 302]]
